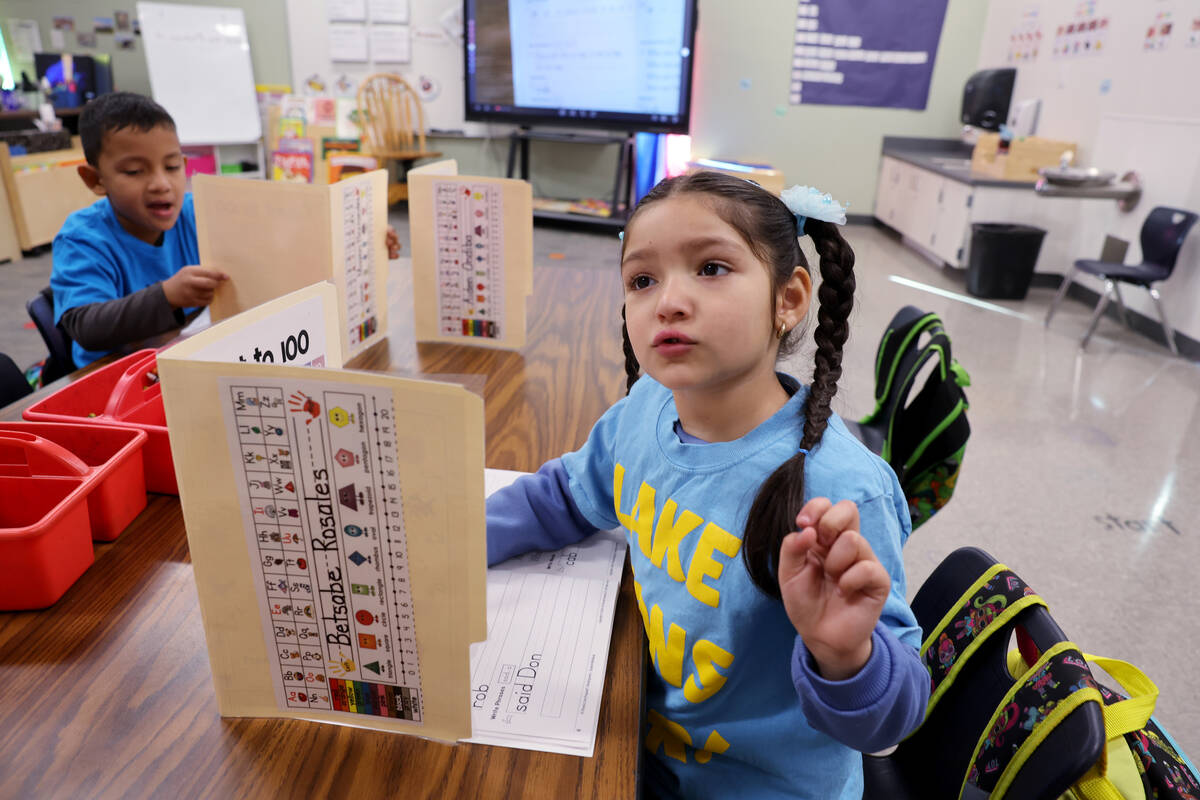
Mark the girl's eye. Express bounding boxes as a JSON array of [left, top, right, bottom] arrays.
[[699, 262, 729, 277], [628, 274, 655, 291]]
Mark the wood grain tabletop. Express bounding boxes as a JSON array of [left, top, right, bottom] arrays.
[[0, 257, 643, 800]]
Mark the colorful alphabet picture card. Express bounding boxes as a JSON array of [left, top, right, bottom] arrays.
[[158, 284, 487, 743], [194, 169, 389, 364], [407, 160, 532, 350]]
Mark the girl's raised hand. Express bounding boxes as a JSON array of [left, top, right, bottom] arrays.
[[777, 497, 890, 680]]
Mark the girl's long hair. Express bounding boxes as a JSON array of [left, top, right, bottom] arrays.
[[619, 171, 856, 598]]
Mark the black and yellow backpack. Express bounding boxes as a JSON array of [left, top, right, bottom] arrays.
[[863, 547, 1200, 800], [852, 305, 971, 530]]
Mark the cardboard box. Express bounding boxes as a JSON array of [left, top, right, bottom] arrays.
[[970, 133, 1075, 183]]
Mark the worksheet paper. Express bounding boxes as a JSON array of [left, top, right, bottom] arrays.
[[467, 469, 627, 756]]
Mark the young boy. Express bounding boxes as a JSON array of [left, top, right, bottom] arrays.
[[51, 92, 401, 367], [51, 92, 224, 367]]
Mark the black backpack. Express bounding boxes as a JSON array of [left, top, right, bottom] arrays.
[[852, 306, 970, 530]]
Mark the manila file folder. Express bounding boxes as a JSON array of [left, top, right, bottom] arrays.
[[158, 282, 486, 742]]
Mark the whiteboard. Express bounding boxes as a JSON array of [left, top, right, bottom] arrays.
[[137, 2, 262, 145], [285, 0, 486, 136]]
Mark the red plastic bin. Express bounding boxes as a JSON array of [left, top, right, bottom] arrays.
[[0, 422, 148, 541], [23, 349, 177, 494], [0, 437, 95, 610]]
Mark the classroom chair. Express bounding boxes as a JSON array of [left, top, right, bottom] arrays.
[[1044, 206, 1198, 355], [861, 547, 1107, 800], [26, 286, 76, 384], [0, 352, 32, 408], [355, 73, 443, 205]]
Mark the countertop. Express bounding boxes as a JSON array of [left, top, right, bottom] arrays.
[[881, 136, 1036, 189]]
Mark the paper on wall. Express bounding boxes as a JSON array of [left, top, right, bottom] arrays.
[[368, 24, 411, 63], [194, 169, 388, 364], [329, 23, 369, 62], [368, 0, 409, 25], [408, 160, 533, 350], [157, 285, 487, 743], [327, 0, 366, 22]]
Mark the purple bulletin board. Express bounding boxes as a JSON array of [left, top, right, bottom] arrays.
[[790, 0, 950, 110]]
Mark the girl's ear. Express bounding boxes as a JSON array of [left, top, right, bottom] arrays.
[[778, 266, 813, 330]]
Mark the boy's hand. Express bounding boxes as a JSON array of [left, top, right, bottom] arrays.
[[385, 225, 401, 259], [163, 266, 229, 309], [778, 498, 890, 681]]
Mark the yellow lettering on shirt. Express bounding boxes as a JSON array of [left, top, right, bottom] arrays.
[[645, 711, 731, 766], [651, 499, 701, 581], [693, 729, 731, 764], [634, 579, 686, 687], [645, 709, 692, 764], [684, 522, 742, 607], [613, 463, 655, 558], [683, 639, 735, 703]]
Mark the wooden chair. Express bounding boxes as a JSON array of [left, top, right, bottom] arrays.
[[355, 74, 442, 204]]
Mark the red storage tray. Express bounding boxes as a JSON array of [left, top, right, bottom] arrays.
[[0, 422, 148, 541], [22, 349, 177, 494], [0, 436, 95, 610]]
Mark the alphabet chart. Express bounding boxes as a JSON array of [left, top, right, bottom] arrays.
[[341, 180, 381, 347], [465, 470, 626, 756], [221, 377, 423, 722], [433, 180, 506, 340]]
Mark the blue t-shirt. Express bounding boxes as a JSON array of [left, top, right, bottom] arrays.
[[487, 374, 926, 800], [51, 193, 199, 366]]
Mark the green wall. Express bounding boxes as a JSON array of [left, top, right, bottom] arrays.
[[688, 0, 989, 213]]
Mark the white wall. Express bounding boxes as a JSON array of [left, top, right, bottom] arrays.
[[977, 1, 1200, 345], [977, 0, 1200, 164]]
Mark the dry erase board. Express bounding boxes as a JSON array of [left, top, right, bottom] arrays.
[[137, 2, 262, 145]]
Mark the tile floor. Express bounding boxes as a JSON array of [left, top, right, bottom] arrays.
[[2, 212, 1197, 757]]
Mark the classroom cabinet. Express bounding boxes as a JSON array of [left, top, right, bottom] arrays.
[[0, 140, 96, 256], [875, 155, 971, 267]]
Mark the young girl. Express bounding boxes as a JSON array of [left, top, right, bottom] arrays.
[[487, 171, 928, 799]]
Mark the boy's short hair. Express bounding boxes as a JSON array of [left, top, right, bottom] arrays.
[[80, 92, 177, 167]]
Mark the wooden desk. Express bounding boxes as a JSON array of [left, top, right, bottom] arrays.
[[0, 259, 643, 798]]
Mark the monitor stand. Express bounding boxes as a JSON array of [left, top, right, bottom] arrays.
[[505, 127, 635, 232]]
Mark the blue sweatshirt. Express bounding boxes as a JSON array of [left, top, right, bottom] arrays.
[[487, 374, 928, 799]]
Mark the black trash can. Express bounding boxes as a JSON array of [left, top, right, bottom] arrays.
[[966, 223, 1047, 300]]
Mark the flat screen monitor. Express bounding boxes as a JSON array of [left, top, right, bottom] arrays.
[[34, 53, 111, 105], [961, 68, 1016, 131], [464, 0, 699, 134]]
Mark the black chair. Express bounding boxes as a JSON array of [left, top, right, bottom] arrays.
[[0, 352, 33, 408], [862, 547, 1107, 800], [1044, 206, 1199, 354], [26, 286, 76, 384]]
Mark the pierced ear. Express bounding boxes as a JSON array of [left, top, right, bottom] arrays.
[[77, 164, 106, 196], [778, 266, 813, 329]]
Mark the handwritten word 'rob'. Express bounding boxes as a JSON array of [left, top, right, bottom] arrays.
[[1095, 514, 1182, 536]]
